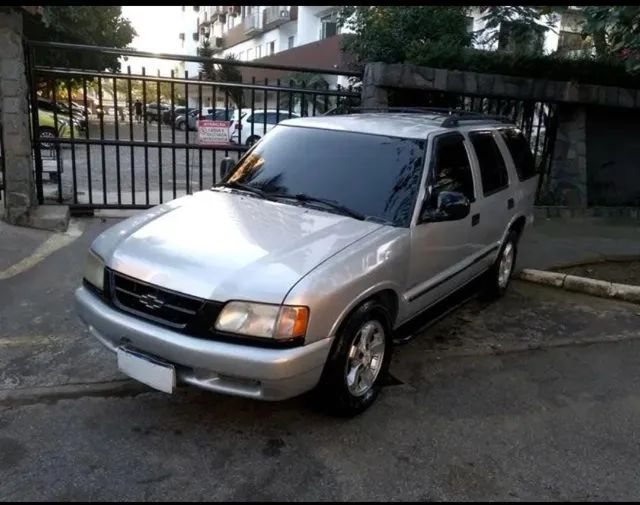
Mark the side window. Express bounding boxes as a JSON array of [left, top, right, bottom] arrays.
[[499, 128, 537, 180], [469, 131, 509, 196], [250, 113, 264, 124], [430, 133, 475, 203]]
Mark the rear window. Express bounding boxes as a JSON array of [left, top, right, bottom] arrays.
[[499, 128, 537, 180], [469, 131, 509, 196]]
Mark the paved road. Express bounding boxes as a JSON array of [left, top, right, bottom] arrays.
[[2, 217, 640, 500]]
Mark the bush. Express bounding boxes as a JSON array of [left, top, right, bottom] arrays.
[[404, 46, 640, 88]]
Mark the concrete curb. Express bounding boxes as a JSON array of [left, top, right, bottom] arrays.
[[518, 268, 640, 304]]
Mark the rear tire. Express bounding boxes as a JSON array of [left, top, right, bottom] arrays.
[[314, 299, 393, 417], [485, 229, 519, 298], [177, 120, 186, 131]]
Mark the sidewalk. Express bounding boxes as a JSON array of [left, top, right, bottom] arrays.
[[517, 216, 640, 271]]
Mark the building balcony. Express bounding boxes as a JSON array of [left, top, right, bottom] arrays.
[[243, 11, 262, 35], [263, 6, 291, 30]]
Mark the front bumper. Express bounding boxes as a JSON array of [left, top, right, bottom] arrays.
[[74, 286, 332, 401]]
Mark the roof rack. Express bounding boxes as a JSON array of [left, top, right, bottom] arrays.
[[342, 106, 512, 127]]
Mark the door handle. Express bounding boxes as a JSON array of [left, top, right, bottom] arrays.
[[472, 213, 480, 226], [507, 198, 514, 209]]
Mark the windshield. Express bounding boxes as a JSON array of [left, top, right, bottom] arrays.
[[223, 125, 426, 227]]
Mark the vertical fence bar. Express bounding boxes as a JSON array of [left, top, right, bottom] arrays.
[[224, 83, 229, 158], [113, 75, 121, 205], [127, 66, 135, 205], [142, 67, 149, 205], [211, 82, 217, 183], [156, 70, 163, 204], [276, 78, 281, 124], [198, 72, 203, 191], [170, 69, 176, 200], [263, 78, 268, 135], [66, 79, 78, 204], [50, 79, 63, 203], [184, 70, 190, 194], [288, 79, 293, 118], [250, 76, 256, 138], [26, 44, 44, 204], [97, 76, 107, 204], [82, 76, 93, 205]]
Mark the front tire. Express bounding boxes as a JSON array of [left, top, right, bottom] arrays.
[[314, 300, 393, 417], [486, 229, 519, 298]]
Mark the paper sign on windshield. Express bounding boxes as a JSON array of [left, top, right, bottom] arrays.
[[197, 120, 231, 145]]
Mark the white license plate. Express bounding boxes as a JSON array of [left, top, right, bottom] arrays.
[[117, 347, 176, 394]]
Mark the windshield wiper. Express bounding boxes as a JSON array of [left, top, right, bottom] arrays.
[[213, 181, 267, 199], [268, 193, 366, 221]]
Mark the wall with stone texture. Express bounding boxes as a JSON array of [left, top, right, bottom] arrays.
[[0, 8, 35, 225]]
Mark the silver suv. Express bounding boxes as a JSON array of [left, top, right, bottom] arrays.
[[75, 110, 538, 416]]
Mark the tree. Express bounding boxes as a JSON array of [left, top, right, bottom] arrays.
[[339, 6, 473, 69], [198, 38, 216, 81], [581, 6, 640, 72], [476, 6, 562, 54], [279, 73, 330, 115], [24, 7, 136, 72], [215, 55, 244, 108]]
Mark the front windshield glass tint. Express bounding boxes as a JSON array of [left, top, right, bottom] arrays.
[[224, 125, 426, 227]]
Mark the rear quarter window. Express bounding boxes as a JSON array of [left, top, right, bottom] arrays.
[[499, 128, 537, 181], [469, 131, 509, 196]]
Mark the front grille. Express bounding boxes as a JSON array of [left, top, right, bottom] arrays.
[[110, 270, 206, 329]]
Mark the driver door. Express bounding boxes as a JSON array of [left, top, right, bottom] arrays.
[[404, 132, 481, 317]]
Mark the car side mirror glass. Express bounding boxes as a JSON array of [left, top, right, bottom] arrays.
[[421, 190, 470, 223], [220, 157, 235, 179]]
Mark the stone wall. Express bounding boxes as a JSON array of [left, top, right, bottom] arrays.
[[363, 62, 640, 109], [544, 105, 587, 207], [0, 8, 36, 225]]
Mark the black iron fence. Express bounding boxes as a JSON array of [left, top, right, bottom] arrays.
[[25, 41, 361, 211]]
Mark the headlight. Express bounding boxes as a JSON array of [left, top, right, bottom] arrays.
[[214, 301, 309, 341], [83, 250, 105, 292]]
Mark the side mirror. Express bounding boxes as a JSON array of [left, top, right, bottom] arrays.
[[220, 157, 235, 179], [421, 190, 470, 223]]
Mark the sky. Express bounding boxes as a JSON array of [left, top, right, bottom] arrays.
[[120, 6, 182, 76]]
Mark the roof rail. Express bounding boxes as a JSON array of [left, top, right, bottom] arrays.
[[332, 105, 514, 127], [441, 113, 512, 127]]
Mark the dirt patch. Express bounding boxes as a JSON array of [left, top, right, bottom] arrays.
[[554, 260, 640, 286]]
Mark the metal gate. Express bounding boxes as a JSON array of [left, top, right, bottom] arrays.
[[25, 41, 361, 211]]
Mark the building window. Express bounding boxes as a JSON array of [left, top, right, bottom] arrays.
[[193, 6, 199, 12], [256, 45, 262, 58], [288, 35, 294, 49], [247, 48, 253, 60], [557, 30, 587, 56], [192, 32, 199, 42], [320, 12, 338, 39], [498, 20, 544, 54], [269, 40, 275, 55], [465, 16, 474, 33], [181, 6, 185, 12]]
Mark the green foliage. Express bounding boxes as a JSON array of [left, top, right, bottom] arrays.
[[408, 47, 640, 88], [215, 55, 244, 107], [339, 6, 472, 70], [24, 7, 136, 72], [198, 38, 216, 80]]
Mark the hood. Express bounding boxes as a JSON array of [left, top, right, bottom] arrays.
[[94, 190, 383, 303]]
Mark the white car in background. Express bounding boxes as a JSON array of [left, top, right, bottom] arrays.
[[230, 108, 300, 147]]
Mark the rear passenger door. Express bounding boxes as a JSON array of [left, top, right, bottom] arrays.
[[466, 130, 514, 268]]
